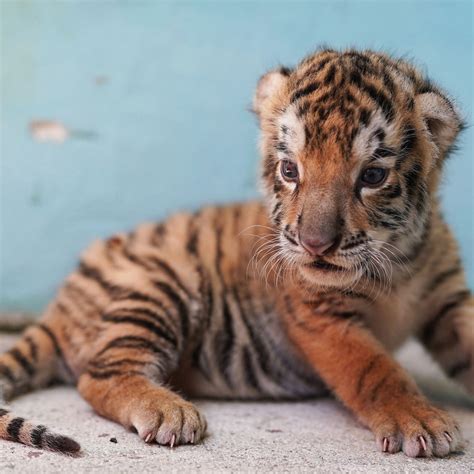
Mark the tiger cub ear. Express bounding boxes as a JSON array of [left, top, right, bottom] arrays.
[[415, 90, 463, 160], [253, 67, 293, 119]]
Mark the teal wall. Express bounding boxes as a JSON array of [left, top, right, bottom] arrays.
[[1, 1, 472, 312]]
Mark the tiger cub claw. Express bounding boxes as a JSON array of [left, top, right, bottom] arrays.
[[373, 403, 463, 457], [133, 396, 207, 447]]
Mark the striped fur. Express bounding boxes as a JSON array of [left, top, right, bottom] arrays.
[[0, 49, 471, 458]]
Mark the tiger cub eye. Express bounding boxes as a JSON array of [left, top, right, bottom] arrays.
[[360, 167, 388, 187], [281, 160, 299, 181]]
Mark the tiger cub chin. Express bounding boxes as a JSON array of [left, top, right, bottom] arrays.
[[0, 48, 472, 458]]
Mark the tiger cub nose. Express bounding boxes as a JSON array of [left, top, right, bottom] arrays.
[[300, 235, 341, 257]]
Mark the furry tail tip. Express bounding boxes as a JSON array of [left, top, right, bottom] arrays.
[[0, 408, 81, 455]]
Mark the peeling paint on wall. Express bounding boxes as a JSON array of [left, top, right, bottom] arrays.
[[29, 120, 69, 143], [95, 75, 109, 86], [29, 120, 99, 143]]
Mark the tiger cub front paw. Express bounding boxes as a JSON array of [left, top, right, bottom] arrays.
[[371, 399, 464, 457], [130, 389, 207, 447]]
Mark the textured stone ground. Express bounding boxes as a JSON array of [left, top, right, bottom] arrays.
[[0, 334, 472, 473]]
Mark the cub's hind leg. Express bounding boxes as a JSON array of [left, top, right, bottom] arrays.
[[419, 290, 474, 395], [0, 317, 81, 453], [77, 300, 207, 447], [0, 321, 71, 401]]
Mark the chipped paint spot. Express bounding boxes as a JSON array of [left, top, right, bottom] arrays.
[[30, 189, 42, 206], [29, 120, 69, 143], [29, 120, 99, 143], [95, 75, 109, 85]]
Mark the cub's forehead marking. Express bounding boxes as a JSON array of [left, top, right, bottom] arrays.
[[277, 105, 306, 160], [352, 110, 397, 162]]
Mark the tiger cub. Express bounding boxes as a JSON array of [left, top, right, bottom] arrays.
[[0, 49, 472, 458]]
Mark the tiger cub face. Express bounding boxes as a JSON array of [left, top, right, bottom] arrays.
[[253, 49, 462, 288]]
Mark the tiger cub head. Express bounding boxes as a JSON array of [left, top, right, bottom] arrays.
[[253, 48, 462, 288]]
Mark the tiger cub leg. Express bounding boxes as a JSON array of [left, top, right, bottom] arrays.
[[418, 292, 473, 394], [77, 305, 207, 447], [284, 306, 463, 457], [0, 322, 66, 401]]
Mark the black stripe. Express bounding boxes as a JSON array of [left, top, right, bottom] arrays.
[[301, 56, 334, 80], [118, 290, 175, 319], [191, 342, 212, 381], [9, 348, 35, 377], [149, 257, 193, 299], [122, 247, 154, 271], [337, 289, 373, 302], [153, 281, 189, 340], [356, 354, 382, 396], [152, 223, 167, 246], [276, 141, 289, 154], [24, 336, 38, 362], [272, 201, 282, 217], [242, 347, 261, 391], [213, 296, 235, 387], [370, 374, 390, 403], [379, 207, 404, 222], [36, 323, 75, 379], [373, 147, 397, 158], [87, 368, 144, 380], [186, 220, 199, 254], [400, 124, 417, 155], [332, 310, 363, 320], [273, 211, 282, 227], [96, 336, 171, 361], [340, 239, 365, 251], [421, 291, 470, 344], [448, 358, 471, 378], [102, 313, 177, 347], [197, 264, 214, 328], [116, 306, 177, 340], [360, 81, 394, 120], [7, 417, 24, 441], [291, 82, 319, 103], [373, 127, 386, 142], [0, 408, 9, 417], [404, 162, 423, 200], [425, 265, 461, 294], [31, 425, 47, 447], [90, 358, 148, 369], [0, 363, 15, 383], [359, 108, 371, 126], [278, 66, 292, 77], [78, 262, 121, 296], [378, 219, 400, 230], [284, 232, 298, 246], [298, 102, 310, 117], [64, 281, 102, 313], [323, 64, 336, 85], [382, 183, 402, 199]]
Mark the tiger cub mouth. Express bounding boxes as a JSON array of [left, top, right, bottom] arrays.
[[308, 259, 346, 272]]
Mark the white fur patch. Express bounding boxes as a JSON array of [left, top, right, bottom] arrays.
[[351, 109, 396, 161], [277, 105, 306, 160]]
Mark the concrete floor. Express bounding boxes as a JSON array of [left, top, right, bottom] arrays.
[[0, 333, 473, 473]]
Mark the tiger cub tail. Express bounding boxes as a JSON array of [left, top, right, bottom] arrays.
[[0, 322, 81, 454], [0, 408, 81, 454]]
